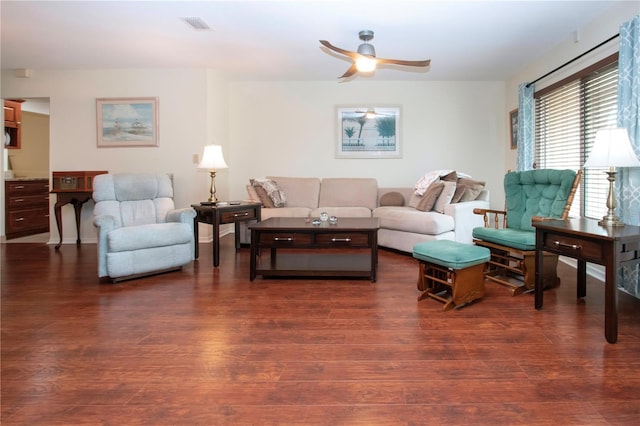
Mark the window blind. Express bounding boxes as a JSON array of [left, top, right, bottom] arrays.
[[534, 61, 618, 219]]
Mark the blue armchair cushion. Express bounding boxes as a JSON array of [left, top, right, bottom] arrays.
[[505, 169, 577, 232], [472, 226, 536, 251]]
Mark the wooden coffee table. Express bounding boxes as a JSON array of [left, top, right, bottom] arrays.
[[249, 217, 380, 282]]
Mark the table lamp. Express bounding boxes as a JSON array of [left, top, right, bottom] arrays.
[[583, 127, 640, 227], [197, 144, 228, 204]]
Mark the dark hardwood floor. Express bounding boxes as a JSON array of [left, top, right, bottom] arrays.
[[2, 236, 640, 425]]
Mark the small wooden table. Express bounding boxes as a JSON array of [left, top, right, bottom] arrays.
[[51, 170, 107, 250], [533, 218, 640, 343], [192, 202, 261, 267], [249, 217, 380, 282]]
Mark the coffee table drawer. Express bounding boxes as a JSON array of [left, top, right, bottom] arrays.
[[316, 232, 370, 247], [259, 232, 312, 247]]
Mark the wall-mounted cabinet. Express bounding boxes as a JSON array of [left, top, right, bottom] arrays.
[[4, 99, 24, 149]]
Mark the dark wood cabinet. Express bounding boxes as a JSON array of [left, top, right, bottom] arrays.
[[5, 179, 50, 239], [4, 99, 24, 149]]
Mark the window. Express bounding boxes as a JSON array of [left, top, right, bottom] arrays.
[[534, 56, 618, 219]]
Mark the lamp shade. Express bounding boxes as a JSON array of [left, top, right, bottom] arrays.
[[583, 128, 640, 168], [197, 144, 228, 170]]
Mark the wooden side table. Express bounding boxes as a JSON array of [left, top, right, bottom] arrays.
[[533, 218, 640, 343], [51, 170, 107, 250], [191, 202, 261, 267]]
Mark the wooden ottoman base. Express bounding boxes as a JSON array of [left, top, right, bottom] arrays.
[[413, 240, 490, 311], [417, 262, 486, 310]]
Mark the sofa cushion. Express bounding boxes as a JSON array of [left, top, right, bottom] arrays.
[[373, 206, 455, 235], [379, 191, 405, 207], [318, 178, 378, 210], [311, 207, 372, 218], [107, 222, 192, 252], [416, 182, 444, 212], [267, 176, 320, 208]]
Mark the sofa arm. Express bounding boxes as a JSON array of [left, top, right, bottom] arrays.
[[93, 214, 116, 278], [167, 207, 197, 225], [444, 199, 490, 244]]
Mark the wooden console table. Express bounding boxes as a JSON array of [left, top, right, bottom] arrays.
[[51, 170, 107, 250], [533, 218, 640, 344], [192, 202, 262, 267]]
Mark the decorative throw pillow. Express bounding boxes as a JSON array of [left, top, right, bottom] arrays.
[[458, 178, 486, 202], [441, 171, 458, 182], [433, 181, 457, 213], [415, 181, 445, 212], [250, 183, 275, 208], [450, 185, 467, 203], [379, 191, 405, 207], [250, 178, 287, 207], [408, 192, 423, 208]]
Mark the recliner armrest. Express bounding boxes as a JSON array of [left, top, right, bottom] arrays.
[[167, 207, 197, 224], [473, 208, 507, 229], [93, 214, 116, 232]]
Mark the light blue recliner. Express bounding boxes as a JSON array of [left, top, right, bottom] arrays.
[[92, 173, 196, 282]]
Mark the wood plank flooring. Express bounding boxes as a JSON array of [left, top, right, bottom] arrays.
[[2, 236, 640, 425]]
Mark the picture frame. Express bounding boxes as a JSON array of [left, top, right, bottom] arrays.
[[335, 105, 401, 159], [96, 97, 159, 147], [510, 108, 518, 150]]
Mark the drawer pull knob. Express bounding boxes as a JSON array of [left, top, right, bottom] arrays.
[[234, 212, 249, 217], [15, 217, 25, 222], [273, 237, 293, 242], [331, 238, 352, 243], [14, 185, 25, 189], [14, 198, 24, 203], [553, 241, 581, 250]]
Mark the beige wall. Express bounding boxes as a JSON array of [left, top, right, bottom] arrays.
[[1, 68, 227, 243], [6, 111, 50, 178]]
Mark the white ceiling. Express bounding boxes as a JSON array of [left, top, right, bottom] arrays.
[[0, 0, 626, 82]]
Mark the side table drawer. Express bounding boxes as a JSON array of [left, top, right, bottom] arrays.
[[220, 208, 257, 222], [258, 232, 312, 247], [543, 232, 603, 262], [316, 232, 370, 247]]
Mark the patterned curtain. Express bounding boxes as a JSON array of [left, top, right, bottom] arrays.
[[617, 15, 640, 297], [517, 83, 535, 171]]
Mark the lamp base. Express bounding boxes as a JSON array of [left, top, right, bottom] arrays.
[[598, 213, 625, 227]]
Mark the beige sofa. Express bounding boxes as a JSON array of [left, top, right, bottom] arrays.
[[243, 176, 490, 253]]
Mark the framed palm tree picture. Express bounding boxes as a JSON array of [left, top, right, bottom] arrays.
[[335, 105, 401, 159], [96, 97, 159, 147]]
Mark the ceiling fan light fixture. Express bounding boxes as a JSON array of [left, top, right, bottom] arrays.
[[356, 57, 376, 73], [357, 43, 376, 57]]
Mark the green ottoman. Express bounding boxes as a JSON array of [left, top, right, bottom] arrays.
[[413, 240, 490, 310]]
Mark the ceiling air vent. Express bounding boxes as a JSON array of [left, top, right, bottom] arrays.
[[182, 17, 211, 31]]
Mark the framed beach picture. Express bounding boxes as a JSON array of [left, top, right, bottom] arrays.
[[335, 105, 402, 159], [510, 108, 518, 150], [96, 97, 159, 147]]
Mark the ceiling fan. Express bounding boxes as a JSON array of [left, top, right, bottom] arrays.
[[319, 30, 431, 79]]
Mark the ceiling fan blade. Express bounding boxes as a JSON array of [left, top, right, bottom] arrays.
[[319, 40, 361, 60], [339, 63, 359, 79], [376, 58, 431, 67]]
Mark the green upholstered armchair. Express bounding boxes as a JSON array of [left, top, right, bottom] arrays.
[[472, 169, 582, 295]]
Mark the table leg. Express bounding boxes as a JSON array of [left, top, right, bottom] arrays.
[[534, 231, 544, 309], [604, 248, 619, 344], [72, 201, 83, 245], [577, 259, 587, 298], [250, 230, 257, 281], [212, 213, 220, 267], [193, 217, 199, 259], [54, 200, 65, 250], [234, 222, 241, 250]]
